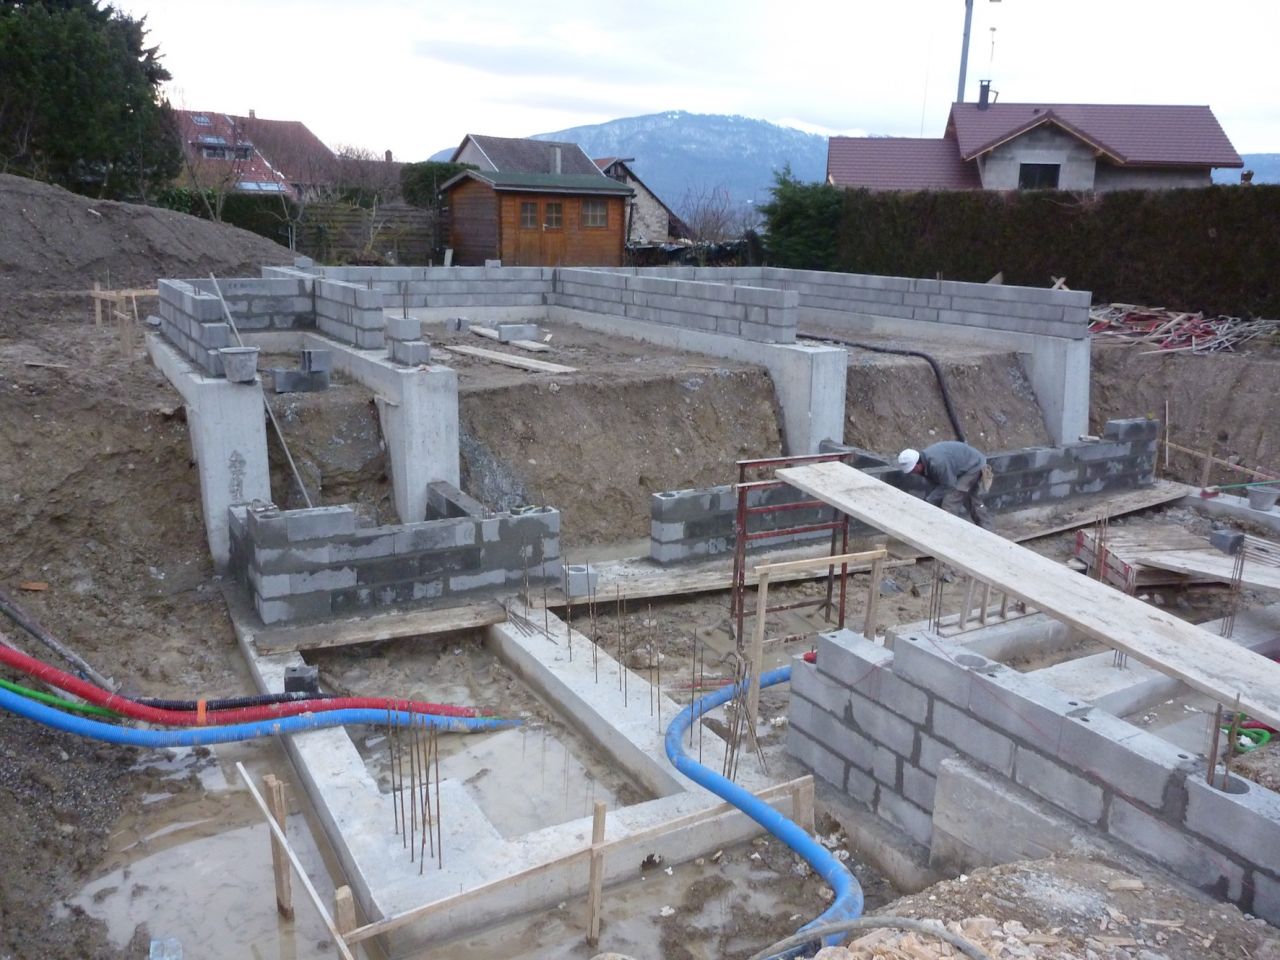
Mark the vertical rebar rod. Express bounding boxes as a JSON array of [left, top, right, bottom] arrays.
[[396, 716, 407, 849], [407, 711, 418, 861], [418, 717, 429, 871], [387, 709, 398, 836], [424, 718, 435, 864], [434, 727, 443, 869], [616, 589, 624, 693], [698, 641, 705, 764], [1207, 703, 1225, 786], [566, 579, 574, 661]]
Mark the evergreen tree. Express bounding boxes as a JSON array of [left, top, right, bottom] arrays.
[[760, 166, 843, 270], [0, 0, 181, 199]]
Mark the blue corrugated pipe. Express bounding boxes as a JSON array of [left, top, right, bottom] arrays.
[[0, 684, 518, 747], [664, 664, 862, 958]]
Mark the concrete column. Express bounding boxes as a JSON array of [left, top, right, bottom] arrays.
[[1024, 337, 1090, 445], [375, 367, 460, 522], [146, 334, 270, 569]]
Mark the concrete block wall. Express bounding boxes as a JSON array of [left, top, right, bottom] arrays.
[[984, 418, 1159, 511], [649, 483, 836, 564], [314, 265, 554, 310], [228, 502, 559, 625], [188, 276, 315, 332], [557, 268, 798, 344], [314, 279, 386, 350], [156, 279, 233, 376], [786, 627, 1280, 922]]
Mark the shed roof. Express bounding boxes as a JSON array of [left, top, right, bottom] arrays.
[[452, 134, 604, 175], [441, 170, 634, 196]]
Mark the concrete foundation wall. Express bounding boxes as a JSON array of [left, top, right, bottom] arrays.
[[655, 419, 1157, 563], [556, 267, 798, 343], [314, 278, 386, 349], [787, 627, 1280, 923], [156, 279, 233, 376], [228, 502, 559, 625], [314, 265, 555, 310], [188, 276, 315, 332]]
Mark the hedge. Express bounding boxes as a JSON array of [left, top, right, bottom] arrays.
[[763, 177, 1280, 318]]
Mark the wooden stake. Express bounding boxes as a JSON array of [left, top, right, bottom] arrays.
[[585, 801, 607, 946], [334, 886, 357, 936], [264, 774, 294, 919], [862, 556, 883, 639], [93, 280, 102, 326], [746, 571, 771, 727], [790, 775, 816, 836]]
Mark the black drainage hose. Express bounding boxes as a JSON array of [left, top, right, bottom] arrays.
[[135, 691, 339, 711], [803, 333, 968, 444]]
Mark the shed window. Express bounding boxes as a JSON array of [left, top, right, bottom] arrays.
[[582, 199, 607, 227], [520, 202, 538, 228], [544, 202, 563, 229], [1018, 163, 1060, 190]]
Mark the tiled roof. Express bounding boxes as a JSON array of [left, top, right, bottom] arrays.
[[172, 110, 294, 195], [826, 137, 981, 191], [947, 103, 1243, 167], [442, 170, 634, 195], [233, 115, 337, 185], [456, 135, 604, 176]]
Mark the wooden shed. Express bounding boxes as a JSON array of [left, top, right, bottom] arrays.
[[440, 170, 633, 267]]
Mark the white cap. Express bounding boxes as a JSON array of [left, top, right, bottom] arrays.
[[898, 448, 920, 472]]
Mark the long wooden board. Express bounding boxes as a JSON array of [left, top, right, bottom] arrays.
[[448, 343, 576, 374], [238, 597, 508, 653], [777, 461, 1280, 729], [1132, 550, 1280, 592], [471, 326, 551, 352]]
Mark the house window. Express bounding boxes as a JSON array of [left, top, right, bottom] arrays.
[[582, 199, 607, 228], [193, 114, 212, 126], [202, 146, 228, 159], [544, 202, 563, 229], [1018, 163, 1060, 190], [520, 202, 538, 228]]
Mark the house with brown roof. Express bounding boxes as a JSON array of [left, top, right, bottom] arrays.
[[595, 157, 687, 243], [441, 135, 633, 266], [828, 88, 1243, 192]]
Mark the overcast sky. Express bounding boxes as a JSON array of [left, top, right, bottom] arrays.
[[121, 0, 1279, 160]]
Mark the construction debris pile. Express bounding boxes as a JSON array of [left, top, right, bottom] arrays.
[[1089, 304, 1280, 354], [815, 915, 1206, 960]]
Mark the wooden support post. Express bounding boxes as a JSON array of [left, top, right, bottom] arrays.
[[978, 582, 992, 625], [957, 577, 976, 630], [264, 774, 294, 919], [790, 775, 816, 836], [585, 801, 607, 947], [92, 281, 102, 326], [334, 886, 357, 937], [999, 590, 1010, 619], [746, 571, 771, 726], [862, 556, 883, 640]]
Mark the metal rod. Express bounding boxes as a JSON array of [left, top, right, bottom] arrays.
[[434, 727, 443, 869]]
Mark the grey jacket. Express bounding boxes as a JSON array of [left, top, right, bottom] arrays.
[[919, 441, 986, 502]]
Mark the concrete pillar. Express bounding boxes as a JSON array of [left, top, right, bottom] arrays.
[[1025, 337, 1090, 445], [375, 367, 460, 523], [146, 334, 271, 569]]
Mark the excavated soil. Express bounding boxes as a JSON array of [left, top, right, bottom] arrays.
[[1091, 342, 1280, 483]]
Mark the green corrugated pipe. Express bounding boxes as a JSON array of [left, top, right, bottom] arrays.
[[0, 676, 119, 718]]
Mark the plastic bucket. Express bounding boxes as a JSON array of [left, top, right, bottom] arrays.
[[220, 346, 260, 383], [1247, 485, 1280, 512]]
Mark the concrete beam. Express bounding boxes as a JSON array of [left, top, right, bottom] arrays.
[[146, 334, 270, 569]]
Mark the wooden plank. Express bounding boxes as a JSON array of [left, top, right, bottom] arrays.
[[753, 548, 886, 577], [510, 339, 551, 353], [471, 326, 502, 340], [235, 763, 356, 960], [245, 599, 508, 653], [346, 776, 809, 945], [447, 343, 577, 374], [777, 461, 1280, 730], [1132, 550, 1280, 592], [333, 886, 357, 936], [746, 571, 771, 724]]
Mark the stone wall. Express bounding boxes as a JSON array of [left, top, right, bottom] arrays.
[[787, 627, 1280, 924], [228, 502, 559, 625]]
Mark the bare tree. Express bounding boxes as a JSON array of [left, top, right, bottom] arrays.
[[678, 184, 738, 243]]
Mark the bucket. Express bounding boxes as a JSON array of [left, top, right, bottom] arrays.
[[1247, 485, 1280, 512], [219, 346, 260, 383]]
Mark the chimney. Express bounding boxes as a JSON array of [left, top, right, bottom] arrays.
[[385, 149, 393, 162], [978, 80, 992, 110], [552, 145, 562, 174], [249, 108, 256, 119]]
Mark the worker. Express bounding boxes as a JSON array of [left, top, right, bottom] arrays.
[[898, 441, 993, 528]]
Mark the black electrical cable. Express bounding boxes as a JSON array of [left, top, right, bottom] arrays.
[[0, 586, 117, 691], [803, 333, 968, 444], [134, 691, 339, 710]]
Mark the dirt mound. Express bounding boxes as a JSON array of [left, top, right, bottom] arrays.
[[0, 173, 292, 298]]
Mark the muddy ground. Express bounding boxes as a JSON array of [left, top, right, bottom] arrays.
[[3, 177, 1280, 959]]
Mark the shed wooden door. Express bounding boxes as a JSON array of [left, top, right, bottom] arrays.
[[513, 200, 541, 265], [540, 199, 566, 265]]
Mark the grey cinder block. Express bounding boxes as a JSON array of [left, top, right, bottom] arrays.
[[889, 632, 976, 707], [271, 368, 330, 393], [302, 349, 332, 373], [1057, 709, 1194, 811], [1102, 418, 1160, 442], [496, 322, 539, 343], [930, 699, 1015, 776], [390, 340, 432, 366], [561, 563, 598, 598], [875, 788, 933, 847], [446, 316, 470, 333], [1107, 796, 1245, 900], [284, 505, 357, 542], [385, 316, 421, 341], [1183, 774, 1280, 869], [1210, 527, 1245, 556], [284, 664, 320, 694], [1013, 745, 1105, 824]]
